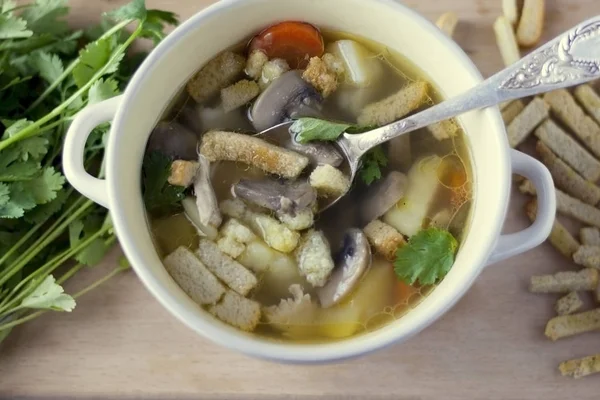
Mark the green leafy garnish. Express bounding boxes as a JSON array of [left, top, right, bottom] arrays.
[[394, 227, 458, 285], [0, 0, 178, 341], [142, 152, 186, 213], [291, 117, 352, 143], [359, 146, 388, 185]]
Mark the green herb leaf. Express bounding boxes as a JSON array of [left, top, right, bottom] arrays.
[[0, 14, 33, 39], [22, 167, 65, 204], [142, 151, 186, 213], [88, 77, 119, 105], [20, 275, 75, 311], [1, 0, 17, 14], [0, 182, 9, 205], [28, 51, 64, 84], [72, 38, 122, 88], [0, 182, 36, 218], [359, 146, 388, 185], [291, 117, 352, 143], [2, 118, 33, 139], [0, 159, 39, 181], [20, 0, 69, 35], [75, 238, 108, 266], [105, 0, 147, 22], [141, 9, 179, 44], [393, 227, 458, 285], [23, 189, 68, 224]]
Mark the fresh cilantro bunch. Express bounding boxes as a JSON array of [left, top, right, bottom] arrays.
[[0, 0, 178, 341]]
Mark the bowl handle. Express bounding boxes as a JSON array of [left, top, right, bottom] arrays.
[[62, 95, 123, 209], [486, 149, 556, 266]]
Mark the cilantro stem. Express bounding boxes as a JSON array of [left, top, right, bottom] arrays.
[[0, 23, 143, 152], [0, 219, 46, 268], [57, 236, 116, 285], [0, 260, 127, 333], [25, 19, 134, 113]]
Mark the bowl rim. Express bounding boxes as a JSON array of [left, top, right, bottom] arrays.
[[106, 0, 510, 363]]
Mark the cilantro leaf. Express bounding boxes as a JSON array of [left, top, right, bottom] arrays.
[[359, 146, 388, 185], [291, 118, 352, 143], [88, 77, 119, 105], [72, 38, 122, 88], [29, 51, 64, 84], [105, 0, 147, 22], [68, 215, 110, 266], [0, 14, 33, 39], [2, 118, 33, 139], [20, 275, 75, 312], [20, 0, 69, 35], [17, 137, 48, 161], [142, 151, 186, 213], [75, 238, 108, 266], [0, 182, 36, 218], [0, 159, 39, 181], [24, 189, 68, 224], [0, 182, 9, 205], [1, 0, 17, 14], [22, 167, 65, 204], [141, 9, 179, 44], [393, 227, 458, 285]]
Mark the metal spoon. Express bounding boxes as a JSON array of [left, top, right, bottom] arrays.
[[257, 15, 600, 210]]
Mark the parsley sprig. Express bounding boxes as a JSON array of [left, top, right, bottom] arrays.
[[0, 0, 178, 340]]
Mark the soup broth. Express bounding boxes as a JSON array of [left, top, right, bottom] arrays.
[[143, 23, 472, 343]]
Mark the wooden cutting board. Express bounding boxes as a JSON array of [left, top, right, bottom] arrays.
[[2, 0, 600, 398]]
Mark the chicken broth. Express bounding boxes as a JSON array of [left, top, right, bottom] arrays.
[[144, 23, 472, 343]]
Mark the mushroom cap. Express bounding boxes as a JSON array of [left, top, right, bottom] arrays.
[[250, 70, 323, 132], [146, 121, 199, 161], [359, 171, 407, 226], [317, 228, 372, 308], [233, 178, 316, 215]]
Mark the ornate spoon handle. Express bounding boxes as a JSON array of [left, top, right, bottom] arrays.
[[345, 16, 600, 157]]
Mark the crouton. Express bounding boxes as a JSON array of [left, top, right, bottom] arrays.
[[263, 284, 318, 337], [560, 354, 600, 379], [277, 208, 315, 231], [544, 90, 600, 159], [216, 236, 245, 259], [502, 0, 519, 25], [302, 56, 339, 98], [436, 11, 458, 37], [200, 131, 309, 179], [428, 119, 459, 141], [556, 189, 600, 229], [501, 100, 525, 124], [357, 81, 429, 126], [536, 141, 600, 206], [322, 53, 345, 78], [220, 198, 300, 253], [363, 219, 406, 260], [295, 230, 335, 287], [580, 227, 600, 246], [530, 268, 599, 293], [163, 247, 225, 305], [220, 79, 259, 112], [195, 239, 257, 296], [309, 164, 351, 198], [516, 0, 545, 47], [186, 51, 245, 103], [167, 160, 199, 187], [534, 119, 600, 181], [209, 290, 261, 332], [519, 179, 536, 196], [573, 246, 600, 270], [507, 97, 549, 147], [545, 308, 600, 341], [216, 218, 258, 258], [245, 49, 268, 80], [574, 85, 600, 125], [493, 16, 520, 66], [259, 58, 290, 89], [555, 291, 583, 316], [525, 199, 580, 258]]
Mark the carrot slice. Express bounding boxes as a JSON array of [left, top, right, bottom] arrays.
[[249, 21, 324, 69], [394, 280, 418, 304]]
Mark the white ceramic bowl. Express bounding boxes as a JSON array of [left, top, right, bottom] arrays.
[[63, 0, 555, 363]]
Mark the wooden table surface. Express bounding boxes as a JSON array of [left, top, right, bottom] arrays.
[[2, 0, 600, 398]]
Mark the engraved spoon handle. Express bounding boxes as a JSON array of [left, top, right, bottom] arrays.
[[343, 15, 600, 159]]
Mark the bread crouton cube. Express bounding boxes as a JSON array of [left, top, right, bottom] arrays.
[[200, 131, 309, 179], [574, 84, 600, 125], [196, 239, 257, 296], [525, 199, 580, 258], [516, 0, 545, 47], [427, 119, 459, 141], [295, 230, 335, 287], [209, 290, 261, 332], [259, 58, 290, 89], [545, 308, 600, 341], [557, 189, 600, 229], [163, 247, 225, 305], [186, 51, 245, 103], [302, 56, 339, 98], [221, 79, 259, 112], [277, 208, 315, 231], [245, 49, 268, 80], [364, 219, 406, 260], [555, 291, 583, 316], [167, 160, 199, 187], [309, 164, 350, 198], [560, 354, 600, 379], [507, 97, 549, 147], [530, 268, 598, 293], [216, 218, 257, 258], [573, 245, 600, 269], [580, 227, 600, 246], [357, 81, 429, 127], [501, 100, 525, 124]]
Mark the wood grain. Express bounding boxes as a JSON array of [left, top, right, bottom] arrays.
[[2, 0, 600, 398]]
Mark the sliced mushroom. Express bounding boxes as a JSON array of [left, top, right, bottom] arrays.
[[250, 70, 323, 132], [233, 178, 316, 215], [287, 132, 344, 167], [317, 229, 372, 308], [192, 155, 222, 230], [359, 171, 408, 225], [146, 121, 199, 161]]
